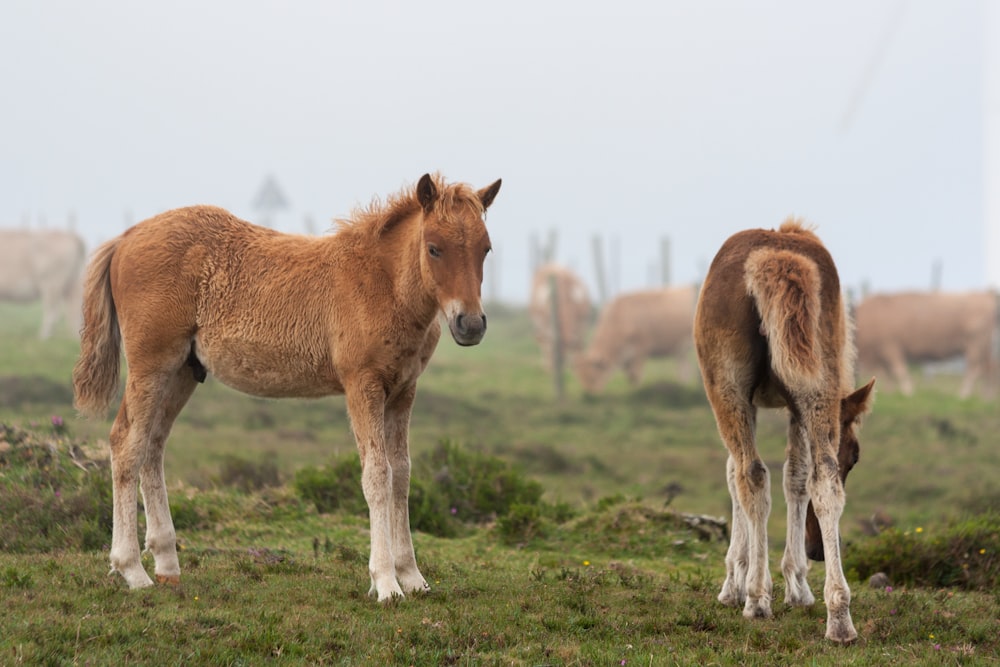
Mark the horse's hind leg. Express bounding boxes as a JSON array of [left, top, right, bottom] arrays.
[[718, 454, 749, 607], [108, 366, 196, 588], [385, 385, 429, 594], [780, 414, 815, 607], [959, 346, 988, 399], [884, 348, 913, 395], [108, 375, 163, 588], [711, 396, 772, 619], [139, 369, 198, 585]]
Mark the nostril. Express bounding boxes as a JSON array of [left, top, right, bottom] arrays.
[[481, 314, 487, 330], [456, 313, 465, 332]]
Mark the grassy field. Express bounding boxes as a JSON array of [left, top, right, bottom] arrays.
[[1, 301, 999, 664]]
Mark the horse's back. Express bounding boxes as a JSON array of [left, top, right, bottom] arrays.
[[108, 206, 345, 396]]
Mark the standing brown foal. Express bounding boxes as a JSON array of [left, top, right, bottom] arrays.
[[694, 219, 874, 643], [73, 173, 501, 601]]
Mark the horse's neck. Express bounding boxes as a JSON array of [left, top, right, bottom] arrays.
[[370, 220, 438, 324]]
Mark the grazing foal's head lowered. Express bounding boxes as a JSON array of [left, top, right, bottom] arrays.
[[694, 219, 874, 644], [73, 173, 501, 601]]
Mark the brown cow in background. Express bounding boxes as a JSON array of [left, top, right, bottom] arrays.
[[0, 228, 87, 339], [854, 290, 999, 398], [575, 284, 697, 393], [528, 263, 592, 373]]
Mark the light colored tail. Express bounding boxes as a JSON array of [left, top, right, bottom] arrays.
[[72, 238, 122, 417], [744, 247, 824, 391]]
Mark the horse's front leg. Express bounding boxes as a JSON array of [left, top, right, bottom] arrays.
[[385, 384, 429, 594], [806, 413, 857, 644], [346, 378, 403, 601]]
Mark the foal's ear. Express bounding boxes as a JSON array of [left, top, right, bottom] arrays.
[[478, 178, 502, 211], [417, 173, 438, 213], [842, 377, 876, 421]]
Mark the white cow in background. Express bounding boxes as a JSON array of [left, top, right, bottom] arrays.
[[575, 284, 698, 394], [854, 290, 999, 398], [0, 228, 87, 339], [528, 263, 593, 373]]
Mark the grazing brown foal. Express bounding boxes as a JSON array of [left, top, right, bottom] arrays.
[[694, 219, 874, 643], [73, 173, 501, 601]]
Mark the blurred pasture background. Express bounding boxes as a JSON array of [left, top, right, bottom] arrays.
[[1, 294, 997, 551]]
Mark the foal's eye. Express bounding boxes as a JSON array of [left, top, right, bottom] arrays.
[[428, 244, 441, 259]]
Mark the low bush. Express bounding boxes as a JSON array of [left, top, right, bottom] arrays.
[[216, 452, 282, 492], [845, 511, 1000, 590], [496, 502, 548, 544], [0, 422, 113, 552], [292, 455, 366, 516], [293, 439, 567, 538]]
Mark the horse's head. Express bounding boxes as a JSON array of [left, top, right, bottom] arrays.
[[805, 377, 876, 561], [417, 173, 502, 346], [574, 354, 612, 395]]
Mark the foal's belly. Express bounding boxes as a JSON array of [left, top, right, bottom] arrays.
[[194, 335, 343, 399]]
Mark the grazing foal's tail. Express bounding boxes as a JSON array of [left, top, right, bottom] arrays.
[[744, 247, 824, 391], [73, 238, 122, 418]]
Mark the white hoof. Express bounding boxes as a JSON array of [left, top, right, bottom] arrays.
[[112, 565, 154, 589]]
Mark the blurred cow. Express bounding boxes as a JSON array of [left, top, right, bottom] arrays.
[[854, 290, 999, 398], [0, 228, 87, 339], [575, 284, 698, 393], [528, 263, 592, 373]]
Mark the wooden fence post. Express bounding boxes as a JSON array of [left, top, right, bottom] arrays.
[[661, 237, 671, 286], [591, 235, 608, 306], [548, 273, 565, 400]]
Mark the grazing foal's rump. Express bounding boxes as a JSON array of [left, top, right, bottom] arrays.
[[73, 173, 501, 601], [693, 219, 874, 644]]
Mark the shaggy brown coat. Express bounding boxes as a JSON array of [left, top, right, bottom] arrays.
[[694, 219, 874, 644], [72, 173, 501, 601]]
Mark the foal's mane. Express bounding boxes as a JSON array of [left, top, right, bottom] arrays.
[[334, 173, 487, 240]]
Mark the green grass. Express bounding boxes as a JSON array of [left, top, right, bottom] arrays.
[[1, 300, 1000, 663], [1, 504, 997, 664]]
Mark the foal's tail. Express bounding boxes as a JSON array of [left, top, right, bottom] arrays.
[[72, 237, 122, 418], [744, 247, 824, 391]]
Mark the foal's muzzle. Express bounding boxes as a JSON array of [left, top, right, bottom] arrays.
[[449, 312, 487, 346]]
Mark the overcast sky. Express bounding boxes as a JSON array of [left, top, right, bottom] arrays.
[[0, 1, 989, 304]]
